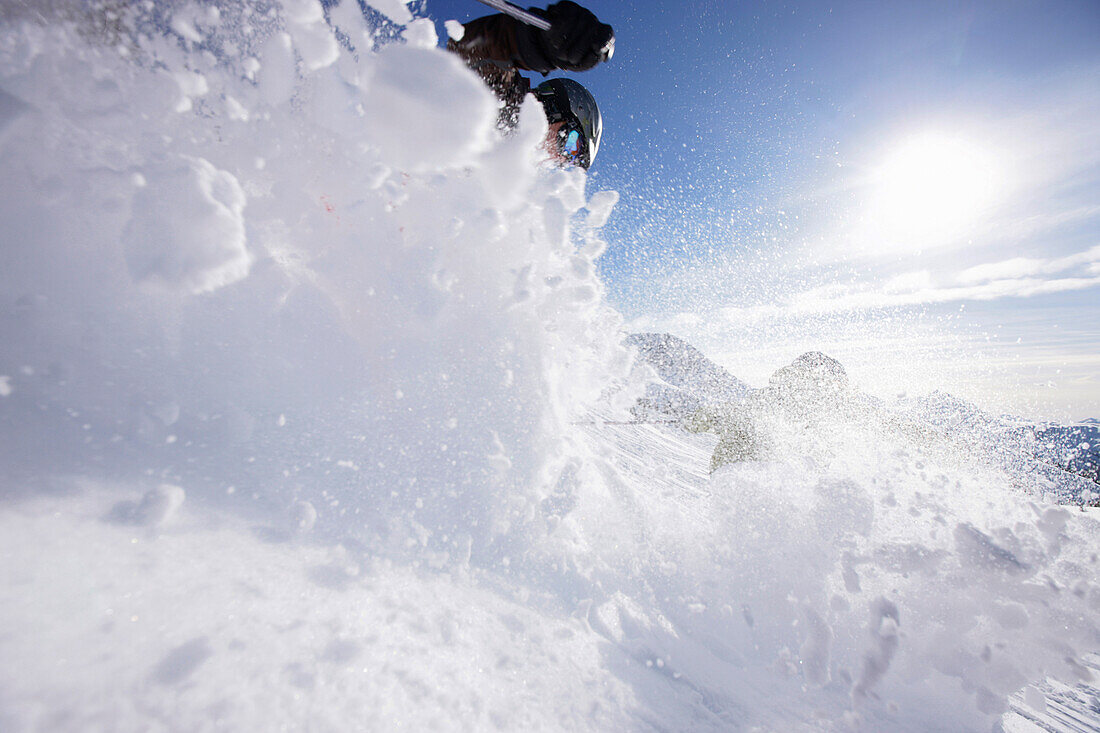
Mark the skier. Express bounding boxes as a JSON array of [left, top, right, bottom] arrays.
[[448, 1, 614, 169], [683, 404, 771, 473]]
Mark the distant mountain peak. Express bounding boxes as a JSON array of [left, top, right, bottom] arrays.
[[768, 351, 849, 394], [895, 389, 994, 430], [626, 332, 750, 408]]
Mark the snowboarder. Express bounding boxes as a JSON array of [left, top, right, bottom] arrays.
[[448, 1, 614, 169]]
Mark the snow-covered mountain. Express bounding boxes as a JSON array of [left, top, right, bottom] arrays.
[[625, 332, 750, 418], [897, 389, 999, 429], [896, 391, 1100, 497], [0, 3, 1098, 732], [1034, 422, 1100, 488], [629, 336, 1099, 499]]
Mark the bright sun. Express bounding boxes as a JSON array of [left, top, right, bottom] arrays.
[[865, 131, 1003, 249]]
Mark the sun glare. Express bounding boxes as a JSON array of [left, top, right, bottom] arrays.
[[864, 131, 1004, 250]]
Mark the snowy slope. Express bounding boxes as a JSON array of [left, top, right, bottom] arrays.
[[0, 488, 650, 732], [3, 427, 1099, 732], [1, 2, 1099, 732]]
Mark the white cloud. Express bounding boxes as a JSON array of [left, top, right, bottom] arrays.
[[797, 275, 1100, 313], [982, 204, 1100, 244], [957, 244, 1100, 284], [956, 257, 1044, 283], [673, 273, 1100, 331], [730, 244, 1100, 320]]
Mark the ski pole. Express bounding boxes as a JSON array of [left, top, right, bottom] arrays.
[[473, 0, 551, 31], [570, 419, 682, 426]]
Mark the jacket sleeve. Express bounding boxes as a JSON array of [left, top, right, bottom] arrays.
[[446, 14, 542, 130], [448, 13, 555, 75]]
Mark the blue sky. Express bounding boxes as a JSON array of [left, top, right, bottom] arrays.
[[424, 0, 1100, 421]]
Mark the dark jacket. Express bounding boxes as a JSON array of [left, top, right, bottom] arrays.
[[448, 3, 613, 133], [447, 13, 542, 129]]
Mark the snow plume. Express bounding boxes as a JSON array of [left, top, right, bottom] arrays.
[[569, 385, 1100, 730], [0, 0, 629, 561], [122, 155, 250, 294]]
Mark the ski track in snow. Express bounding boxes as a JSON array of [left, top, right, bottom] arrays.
[[1, 1, 1099, 731], [1005, 654, 1100, 733]]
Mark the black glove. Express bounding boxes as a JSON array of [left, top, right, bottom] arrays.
[[539, 1, 614, 71], [514, 1, 614, 74]]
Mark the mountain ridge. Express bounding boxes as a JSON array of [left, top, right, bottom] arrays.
[[627, 331, 1099, 497]]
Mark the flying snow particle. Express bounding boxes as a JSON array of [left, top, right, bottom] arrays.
[[172, 71, 208, 113], [852, 597, 900, 704], [292, 500, 317, 533], [364, 0, 414, 24], [224, 95, 249, 121], [106, 484, 186, 528], [170, 16, 203, 44], [404, 19, 438, 50], [445, 20, 465, 42], [799, 606, 833, 686], [123, 156, 250, 294], [284, 0, 340, 71], [584, 190, 619, 228], [953, 523, 1028, 576]]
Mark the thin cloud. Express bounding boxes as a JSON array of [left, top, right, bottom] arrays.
[[724, 242, 1100, 323], [786, 275, 1100, 317], [957, 244, 1100, 284], [672, 272, 1100, 330]]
